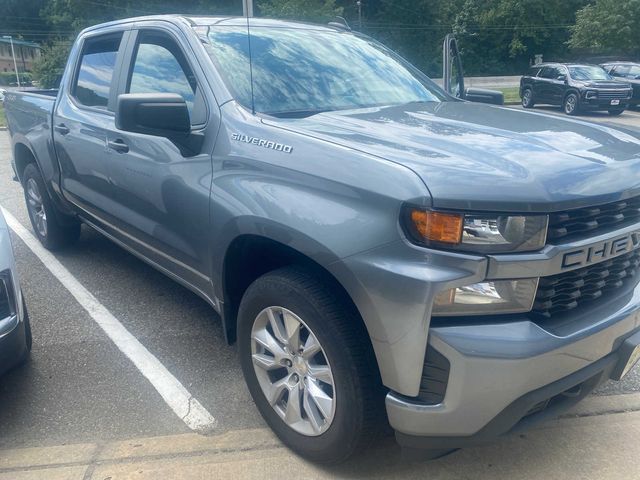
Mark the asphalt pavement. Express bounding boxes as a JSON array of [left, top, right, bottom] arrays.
[[0, 107, 640, 477]]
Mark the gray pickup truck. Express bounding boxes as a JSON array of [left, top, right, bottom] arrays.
[[5, 15, 640, 463]]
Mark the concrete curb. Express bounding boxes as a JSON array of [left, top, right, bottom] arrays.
[[0, 393, 639, 479]]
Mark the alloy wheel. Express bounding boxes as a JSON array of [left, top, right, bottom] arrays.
[[250, 306, 336, 436], [26, 178, 47, 237], [565, 95, 577, 114]]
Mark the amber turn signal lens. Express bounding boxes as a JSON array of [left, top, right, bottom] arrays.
[[410, 210, 463, 244]]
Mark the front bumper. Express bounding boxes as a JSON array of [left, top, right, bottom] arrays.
[[581, 98, 630, 110], [386, 280, 640, 445]]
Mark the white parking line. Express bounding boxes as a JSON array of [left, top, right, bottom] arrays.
[[1, 207, 217, 433]]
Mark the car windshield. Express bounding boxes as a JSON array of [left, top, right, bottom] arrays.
[[201, 24, 445, 116], [568, 65, 612, 81]]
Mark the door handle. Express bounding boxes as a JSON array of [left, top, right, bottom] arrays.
[[54, 124, 70, 135], [107, 139, 129, 153]]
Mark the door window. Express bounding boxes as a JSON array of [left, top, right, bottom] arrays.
[[73, 34, 123, 109], [128, 32, 205, 124], [539, 66, 560, 80]]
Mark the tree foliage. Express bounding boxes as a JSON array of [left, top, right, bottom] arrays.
[[259, 0, 343, 22], [31, 41, 71, 88], [569, 0, 640, 54], [3, 0, 640, 84]]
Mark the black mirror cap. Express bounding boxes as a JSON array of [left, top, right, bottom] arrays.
[[116, 93, 191, 137], [464, 87, 504, 106]]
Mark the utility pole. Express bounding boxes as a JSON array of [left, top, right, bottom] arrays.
[[2, 36, 20, 88], [357, 1, 362, 30], [242, 0, 254, 17]]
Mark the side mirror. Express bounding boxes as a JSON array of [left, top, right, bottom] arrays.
[[116, 93, 190, 136], [116, 93, 202, 156], [464, 87, 504, 105], [557, 74, 567, 82], [442, 33, 465, 99]]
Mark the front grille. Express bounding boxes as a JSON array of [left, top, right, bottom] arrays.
[[532, 250, 640, 318], [547, 196, 640, 241], [598, 90, 630, 100]]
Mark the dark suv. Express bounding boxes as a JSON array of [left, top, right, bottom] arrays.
[[601, 62, 640, 108], [520, 63, 633, 115]]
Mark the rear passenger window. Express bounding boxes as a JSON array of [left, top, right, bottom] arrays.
[[73, 34, 122, 109], [528, 66, 541, 77], [539, 66, 560, 79]]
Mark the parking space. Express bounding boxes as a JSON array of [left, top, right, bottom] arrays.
[[0, 131, 263, 450], [0, 121, 639, 455]]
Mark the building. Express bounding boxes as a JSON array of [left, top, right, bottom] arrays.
[[0, 38, 41, 73]]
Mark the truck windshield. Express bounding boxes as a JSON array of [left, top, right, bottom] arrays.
[[568, 66, 612, 81], [203, 25, 445, 116]]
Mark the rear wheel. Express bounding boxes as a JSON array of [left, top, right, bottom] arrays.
[[22, 163, 80, 250], [563, 93, 580, 115], [608, 108, 624, 116], [238, 266, 384, 463], [521, 88, 535, 108]]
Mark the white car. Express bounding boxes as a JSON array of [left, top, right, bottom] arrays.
[[0, 88, 6, 102], [0, 209, 31, 375]]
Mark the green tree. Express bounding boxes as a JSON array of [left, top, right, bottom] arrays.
[[569, 0, 640, 54], [449, 0, 589, 75], [31, 41, 71, 88], [259, 0, 343, 22]]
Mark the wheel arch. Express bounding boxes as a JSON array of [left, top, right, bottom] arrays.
[[13, 141, 39, 184], [219, 232, 367, 347], [563, 89, 580, 103]]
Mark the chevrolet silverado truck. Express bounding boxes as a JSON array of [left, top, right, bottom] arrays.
[[5, 16, 640, 464]]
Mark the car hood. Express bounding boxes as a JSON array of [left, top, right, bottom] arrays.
[[266, 101, 640, 212]]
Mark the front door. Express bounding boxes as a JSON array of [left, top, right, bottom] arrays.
[[105, 28, 217, 292]]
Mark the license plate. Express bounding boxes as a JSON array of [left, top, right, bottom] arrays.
[[611, 99, 620, 105], [619, 344, 640, 380]]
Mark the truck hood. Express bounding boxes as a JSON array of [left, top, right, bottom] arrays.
[[266, 102, 640, 212]]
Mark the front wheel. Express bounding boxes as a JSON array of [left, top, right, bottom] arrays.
[[22, 163, 80, 250], [238, 266, 384, 463], [608, 108, 625, 116], [563, 93, 580, 115]]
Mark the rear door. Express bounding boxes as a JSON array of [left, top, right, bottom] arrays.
[[536, 66, 564, 105], [54, 28, 131, 219], [104, 25, 219, 293]]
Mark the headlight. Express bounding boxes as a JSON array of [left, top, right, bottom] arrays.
[[0, 269, 17, 320], [432, 278, 539, 316], [402, 207, 548, 253], [585, 90, 598, 99]]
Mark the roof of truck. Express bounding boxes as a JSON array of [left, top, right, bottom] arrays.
[[81, 15, 345, 35]]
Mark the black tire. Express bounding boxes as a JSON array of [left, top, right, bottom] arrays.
[[521, 88, 535, 108], [238, 266, 384, 464], [563, 93, 580, 116], [608, 108, 625, 116], [22, 163, 80, 250]]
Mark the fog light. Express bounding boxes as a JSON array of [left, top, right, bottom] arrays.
[[432, 278, 539, 316]]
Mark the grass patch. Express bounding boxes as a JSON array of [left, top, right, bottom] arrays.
[[497, 87, 521, 104], [0, 106, 5, 128]]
